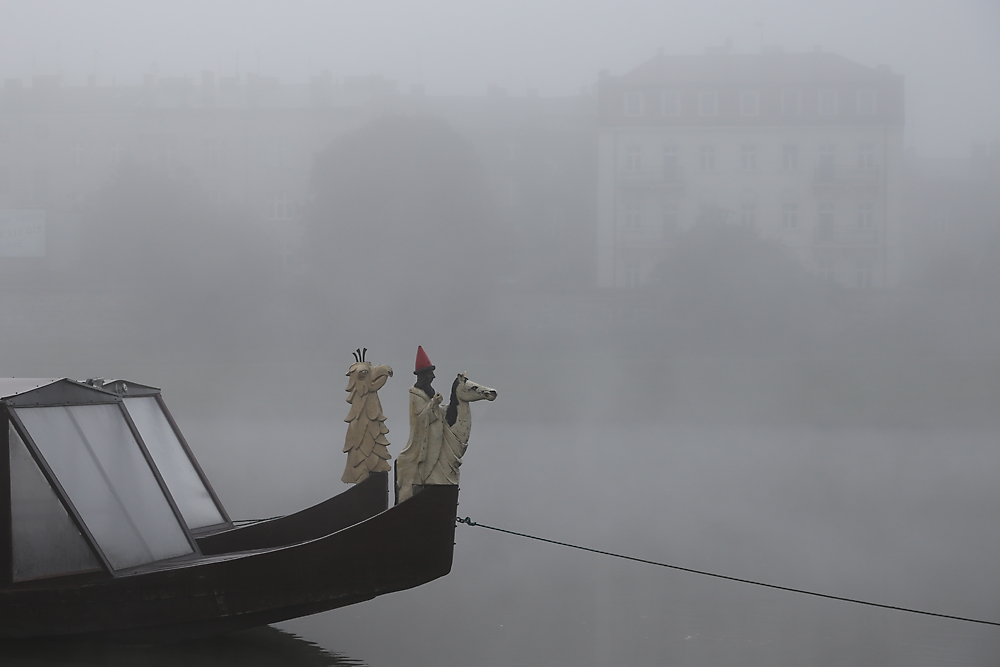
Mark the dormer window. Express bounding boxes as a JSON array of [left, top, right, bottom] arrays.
[[818, 90, 839, 116], [624, 92, 644, 118]]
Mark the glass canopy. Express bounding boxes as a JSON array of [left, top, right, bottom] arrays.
[[122, 396, 224, 529], [14, 404, 194, 571], [9, 423, 102, 581]]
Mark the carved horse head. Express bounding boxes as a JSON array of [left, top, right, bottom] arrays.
[[445, 372, 496, 427], [453, 372, 497, 403]]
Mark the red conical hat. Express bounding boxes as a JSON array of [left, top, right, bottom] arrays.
[[414, 346, 435, 374]]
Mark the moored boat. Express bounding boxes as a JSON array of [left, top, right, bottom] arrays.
[[0, 378, 458, 641]]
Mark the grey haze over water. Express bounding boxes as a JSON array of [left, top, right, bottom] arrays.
[[1, 0, 998, 157], [2, 1, 1000, 665]]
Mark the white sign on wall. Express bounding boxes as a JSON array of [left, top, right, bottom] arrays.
[[0, 210, 46, 257]]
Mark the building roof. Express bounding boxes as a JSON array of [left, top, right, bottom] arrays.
[[614, 50, 894, 85]]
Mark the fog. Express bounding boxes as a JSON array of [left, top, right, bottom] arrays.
[[2, 1, 1000, 665]]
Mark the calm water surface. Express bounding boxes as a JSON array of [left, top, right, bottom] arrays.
[[0, 627, 366, 666], [16, 419, 992, 666]]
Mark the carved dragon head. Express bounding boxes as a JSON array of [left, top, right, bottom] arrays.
[[345, 348, 392, 398]]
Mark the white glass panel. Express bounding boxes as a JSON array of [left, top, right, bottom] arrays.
[[15, 405, 193, 570], [9, 423, 101, 581], [124, 397, 223, 529]]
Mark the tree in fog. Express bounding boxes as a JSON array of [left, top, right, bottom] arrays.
[[303, 115, 508, 327], [648, 221, 826, 353], [82, 164, 271, 347]]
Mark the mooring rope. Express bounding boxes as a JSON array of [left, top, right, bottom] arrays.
[[455, 516, 1000, 628]]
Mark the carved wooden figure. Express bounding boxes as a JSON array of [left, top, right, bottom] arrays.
[[396, 346, 496, 502], [342, 348, 394, 484]]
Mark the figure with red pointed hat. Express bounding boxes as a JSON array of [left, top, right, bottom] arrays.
[[395, 346, 497, 502], [395, 346, 444, 502]]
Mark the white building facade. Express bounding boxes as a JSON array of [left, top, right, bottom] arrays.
[[597, 49, 905, 288]]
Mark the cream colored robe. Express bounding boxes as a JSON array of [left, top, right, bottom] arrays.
[[396, 386, 444, 502]]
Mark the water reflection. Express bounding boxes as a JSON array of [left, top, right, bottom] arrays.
[[0, 626, 367, 667]]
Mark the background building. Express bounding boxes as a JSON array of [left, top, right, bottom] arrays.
[[0, 73, 595, 284], [596, 47, 905, 289]]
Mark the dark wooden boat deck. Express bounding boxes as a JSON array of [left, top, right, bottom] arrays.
[[0, 479, 458, 642]]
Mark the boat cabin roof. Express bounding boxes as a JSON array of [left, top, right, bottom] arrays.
[[0, 378, 62, 399], [1, 378, 231, 584]]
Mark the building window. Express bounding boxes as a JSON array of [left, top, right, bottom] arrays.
[[267, 193, 292, 221], [204, 138, 229, 169], [623, 259, 641, 289], [159, 140, 177, 168], [856, 259, 874, 288], [624, 92, 644, 117], [624, 201, 642, 229], [625, 145, 641, 171], [818, 90, 839, 115], [740, 202, 757, 228], [663, 203, 678, 234], [857, 202, 875, 229], [506, 181, 520, 207], [856, 89, 878, 115], [33, 169, 48, 201], [739, 90, 759, 116], [506, 142, 521, 161], [818, 144, 836, 179], [818, 203, 835, 239], [780, 89, 801, 115], [782, 202, 798, 229], [819, 258, 836, 284], [660, 91, 680, 117], [700, 145, 716, 170], [782, 144, 798, 170], [662, 145, 679, 181], [698, 90, 718, 117], [858, 142, 875, 170], [740, 144, 757, 170], [265, 140, 286, 170]]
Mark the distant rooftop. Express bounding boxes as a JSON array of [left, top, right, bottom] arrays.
[[614, 49, 896, 85]]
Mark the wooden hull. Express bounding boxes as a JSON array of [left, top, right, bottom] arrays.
[[196, 471, 390, 555], [0, 482, 458, 642]]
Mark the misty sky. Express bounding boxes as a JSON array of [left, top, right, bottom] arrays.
[[1, 0, 998, 156]]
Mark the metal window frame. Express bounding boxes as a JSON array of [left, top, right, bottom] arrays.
[[103, 381, 231, 532], [149, 393, 232, 531], [4, 389, 201, 577], [5, 406, 113, 578]]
